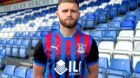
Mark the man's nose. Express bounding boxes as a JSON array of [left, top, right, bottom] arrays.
[[67, 11, 72, 17]]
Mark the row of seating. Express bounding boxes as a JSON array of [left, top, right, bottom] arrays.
[[0, 65, 33, 78], [99, 57, 140, 78]]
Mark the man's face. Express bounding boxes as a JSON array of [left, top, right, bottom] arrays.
[[56, 2, 80, 29]]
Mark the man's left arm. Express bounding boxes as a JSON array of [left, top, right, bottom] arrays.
[[86, 39, 99, 78], [87, 63, 99, 78]]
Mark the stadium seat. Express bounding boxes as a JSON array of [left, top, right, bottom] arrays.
[[120, 21, 135, 30], [86, 13, 96, 28], [5, 47, 12, 56], [98, 13, 107, 23], [134, 30, 140, 40], [99, 41, 115, 62], [26, 68, 33, 78], [19, 47, 29, 58], [113, 41, 133, 59], [96, 23, 108, 30], [0, 49, 6, 68], [107, 58, 131, 78], [90, 30, 102, 41], [31, 39, 39, 48], [102, 30, 117, 41], [80, 16, 87, 27], [108, 7, 118, 19], [108, 22, 121, 31], [12, 66, 28, 78], [117, 30, 134, 41], [132, 61, 140, 78], [21, 39, 30, 48], [13, 39, 22, 47], [112, 16, 124, 22], [0, 65, 16, 78], [51, 21, 60, 30], [11, 47, 18, 57], [99, 57, 108, 78], [119, 1, 128, 15], [128, 0, 137, 10], [124, 15, 136, 22], [132, 41, 140, 72], [136, 14, 140, 22]]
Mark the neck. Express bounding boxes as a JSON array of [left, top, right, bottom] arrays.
[[60, 25, 76, 38]]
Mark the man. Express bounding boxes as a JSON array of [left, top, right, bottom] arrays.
[[33, 0, 99, 78]]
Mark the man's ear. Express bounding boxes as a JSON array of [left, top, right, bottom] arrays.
[[56, 11, 59, 17]]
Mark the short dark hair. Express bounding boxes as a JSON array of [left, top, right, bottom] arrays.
[[58, 0, 79, 7]]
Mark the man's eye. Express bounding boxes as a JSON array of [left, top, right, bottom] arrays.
[[63, 10, 68, 12], [71, 10, 76, 13]]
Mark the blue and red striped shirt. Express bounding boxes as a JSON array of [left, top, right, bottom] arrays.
[[33, 30, 99, 78]]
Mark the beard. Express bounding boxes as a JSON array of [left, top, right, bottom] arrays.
[[59, 18, 78, 29]]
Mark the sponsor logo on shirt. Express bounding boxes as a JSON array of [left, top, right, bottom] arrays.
[[55, 60, 81, 75]]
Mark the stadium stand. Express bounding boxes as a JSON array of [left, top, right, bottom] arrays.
[[0, 0, 140, 78]]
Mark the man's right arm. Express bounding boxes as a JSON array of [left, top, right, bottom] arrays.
[[33, 39, 47, 78]]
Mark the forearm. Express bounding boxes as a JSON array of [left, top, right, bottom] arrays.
[[34, 71, 44, 78], [88, 72, 98, 78]]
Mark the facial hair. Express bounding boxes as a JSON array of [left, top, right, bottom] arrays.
[[59, 17, 78, 29]]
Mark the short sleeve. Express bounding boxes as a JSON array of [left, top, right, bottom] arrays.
[[33, 39, 47, 66], [86, 39, 99, 66]]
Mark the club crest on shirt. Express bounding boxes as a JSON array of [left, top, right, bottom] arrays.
[[77, 43, 85, 54]]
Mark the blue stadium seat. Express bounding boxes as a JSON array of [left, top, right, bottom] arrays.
[[126, 11, 137, 16], [129, 0, 137, 10], [33, 31, 41, 38], [23, 15, 32, 22], [107, 58, 131, 78], [0, 65, 16, 78], [0, 39, 7, 47], [26, 68, 33, 78], [26, 32, 34, 38], [5, 47, 12, 56], [80, 16, 87, 27], [90, 31, 102, 41], [13, 39, 22, 47], [14, 17, 23, 24], [12, 47, 18, 57], [99, 57, 108, 78], [138, 0, 140, 7], [31, 39, 39, 48], [86, 13, 96, 28], [6, 39, 14, 47], [119, 1, 128, 15], [124, 15, 136, 22], [98, 13, 107, 23], [136, 14, 140, 22], [19, 47, 29, 58], [120, 21, 135, 30], [12, 66, 28, 78], [21, 39, 30, 48], [108, 22, 121, 31], [96, 23, 108, 30], [112, 16, 124, 22], [29, 22, 35, 27], [102, 30, 117, 41], [108, 7, 118, 19], [0, 49, 6, 68], [132, 61, 140, 78], [51, 21, 60, 30]]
